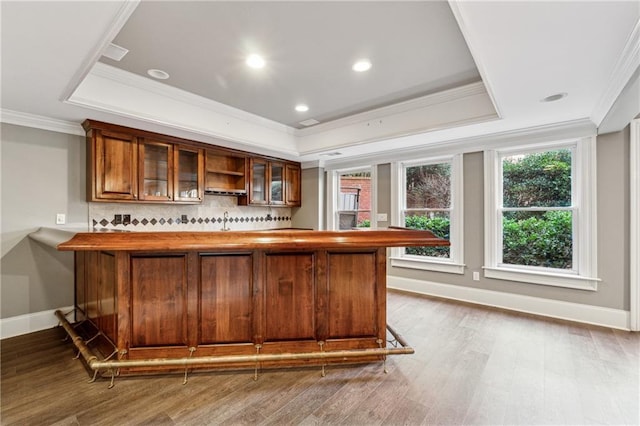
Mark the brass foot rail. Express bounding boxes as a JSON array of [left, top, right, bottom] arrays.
[[55, 310, 414, 387]]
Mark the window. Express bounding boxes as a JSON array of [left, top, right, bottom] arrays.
[[484, 137, 599, 290], [391, 155, 464, 274], [327, 167, 375, 230]]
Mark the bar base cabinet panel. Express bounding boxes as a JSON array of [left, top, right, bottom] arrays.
[[73, 248, 390, 374], [264, 252, 316, 342], [130, 255, 189, 348], [327, 250, 382, 340], [199, 253, 253, 345]]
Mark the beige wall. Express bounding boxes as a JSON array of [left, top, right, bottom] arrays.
[[1, 123, 88, 318], [382, 128, 630, 310], [292, 167, 324, 230]]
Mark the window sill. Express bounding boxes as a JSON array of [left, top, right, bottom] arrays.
[[390, 257, 465, 274], [483, 266, 600, 291]]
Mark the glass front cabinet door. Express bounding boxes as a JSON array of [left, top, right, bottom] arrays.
[[269, 162, 285, 205], [250, 158, 268, 204], [174, 147, 204, 202], [138, 140, 173, 201]]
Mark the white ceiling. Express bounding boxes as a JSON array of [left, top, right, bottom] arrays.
[[1, 1, 638, 164]]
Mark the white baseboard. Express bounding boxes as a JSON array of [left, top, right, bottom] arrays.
[[0, 306, 74, 339], [388, 276, 631, 331]]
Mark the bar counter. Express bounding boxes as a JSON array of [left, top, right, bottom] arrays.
[[57, 227, 448, 379]]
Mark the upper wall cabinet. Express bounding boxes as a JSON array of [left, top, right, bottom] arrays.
[[89, 128, 139, 201], [239, 160, 300, 207], [85, 121, 204, 204], [83, 120, 300, 207], [285, 164, 301, 206]]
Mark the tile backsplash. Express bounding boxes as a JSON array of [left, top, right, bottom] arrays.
[[89, 195, 292, 231]]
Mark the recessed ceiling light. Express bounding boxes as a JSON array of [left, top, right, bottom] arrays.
[[147, 69, 169, 80], [246, 54, 266, 69], [295, 104, 309, 112], [352, 59, 372, 72], [541, 92, 568, 102]]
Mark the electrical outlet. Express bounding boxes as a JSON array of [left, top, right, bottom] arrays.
[[376, 213, 388, 222], [123, 214, 131, 225], [56, 213, 66, 225], [181, 214, 188, 224], [473, 271, 480, 281], [114, 214, 122, 225]]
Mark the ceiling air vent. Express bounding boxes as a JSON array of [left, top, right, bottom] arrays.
[[102, 43, 129, 61], [299, 119, 320, 127]]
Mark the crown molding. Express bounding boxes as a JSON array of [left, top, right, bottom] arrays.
[[0, 109, 84, 136], [60, 0, 140, 103], [90, 62, 295, 136], [321, 118, 596, 170], [447, 1, 502, 120], [295, 81, 488, 137], [591, 18, 640, 126]]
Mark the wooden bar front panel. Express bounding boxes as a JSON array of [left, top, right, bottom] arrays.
[[264, 253, 315, 341], [130, 255, 188, 347], [327, 251, 378, 339], [74, 252, 86, 319], [97, 252, 117, 344], [199, 253, 253, 344]]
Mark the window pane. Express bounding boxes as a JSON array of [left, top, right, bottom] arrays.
[[502, 210, 573, 269], [405, 163, 451, 209], [404, 211, 450, 258], [339, 172, 371, 228], [502, 149, 572, 207]]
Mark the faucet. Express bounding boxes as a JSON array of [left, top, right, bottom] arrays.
[[221, 211, 230, 231]]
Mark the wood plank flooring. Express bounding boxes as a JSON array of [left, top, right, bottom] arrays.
[[2, 290, 639, 425]]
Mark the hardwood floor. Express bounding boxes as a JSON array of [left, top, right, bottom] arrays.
[[2, 290, 639, 425]]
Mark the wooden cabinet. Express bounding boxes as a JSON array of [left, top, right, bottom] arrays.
[[74, 246, 386, 371], [285, 164, 301, 206], [84, 120, 300, 206], [205, 150, 246, 194], [84, 121, 204, 204], [63, 228, 446, 373], [89, 129, 139, 201], [241, 159, 300, 207]]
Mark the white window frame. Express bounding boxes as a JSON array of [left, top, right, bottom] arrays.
[[484, 137, 599, 290], [326, 166, 377, 231], [390, 154, 464, 274]]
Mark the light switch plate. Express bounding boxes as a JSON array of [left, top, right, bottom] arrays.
[[56, 213, 66, 225]]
